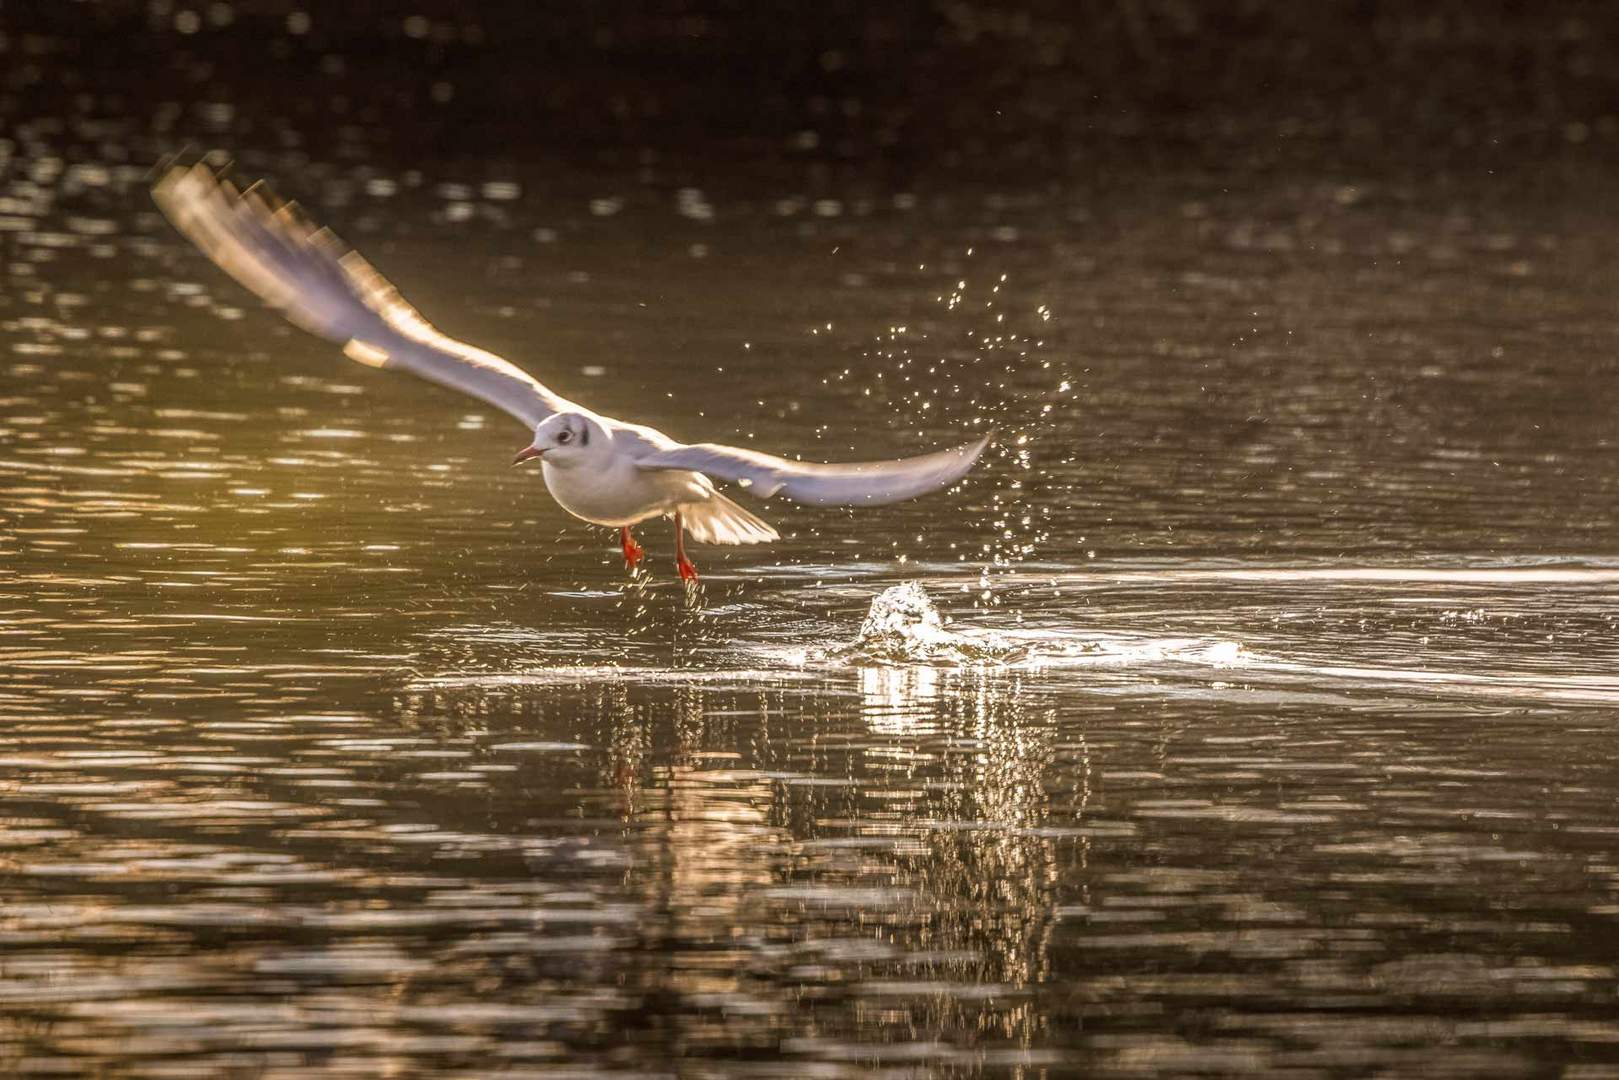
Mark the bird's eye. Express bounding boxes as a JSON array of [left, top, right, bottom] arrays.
[[557, 430, 572, 445]]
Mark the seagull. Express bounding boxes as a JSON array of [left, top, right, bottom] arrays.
[[151, 163, 992, 582]]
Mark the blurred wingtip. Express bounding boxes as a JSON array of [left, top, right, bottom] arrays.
[[150, 157, 212, 213]]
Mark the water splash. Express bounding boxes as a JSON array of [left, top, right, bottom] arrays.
[[837, 583, 1028, 664]]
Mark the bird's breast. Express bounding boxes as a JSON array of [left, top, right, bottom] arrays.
[[541, 460, 696, 527]]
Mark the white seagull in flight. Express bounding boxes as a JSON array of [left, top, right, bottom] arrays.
[[152, 163, 992, 581]]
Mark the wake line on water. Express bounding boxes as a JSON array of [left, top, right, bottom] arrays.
[[923, 566, 1619, 587], [410, 584, 1248, 693]]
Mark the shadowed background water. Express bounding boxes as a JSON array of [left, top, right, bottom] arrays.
[[3, 2, 1619, 1076]]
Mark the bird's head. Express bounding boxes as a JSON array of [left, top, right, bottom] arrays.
[[512, 412, 604, 469]]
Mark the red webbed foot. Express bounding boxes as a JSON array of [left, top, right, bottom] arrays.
[[620, 526, 644, 570], [671, 510, 699, 583]]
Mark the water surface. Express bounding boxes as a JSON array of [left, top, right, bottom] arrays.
[[2, 112, 1619, 1077]]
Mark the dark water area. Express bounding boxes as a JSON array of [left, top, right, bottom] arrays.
[[21, 1, 1619, 173], [4, 3, 1619, 1077]]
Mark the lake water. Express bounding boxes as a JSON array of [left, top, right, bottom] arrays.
[[4, 90, 1619, 1078]]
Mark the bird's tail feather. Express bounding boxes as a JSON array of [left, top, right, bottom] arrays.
[[679, 493, 779, 545]]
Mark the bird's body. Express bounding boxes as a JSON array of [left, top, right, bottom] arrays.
[[151, 162, 992, 581], [520, 412, 779, 557], [537, 419, 696, 527]]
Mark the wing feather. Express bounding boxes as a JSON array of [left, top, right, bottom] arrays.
[[633, 433, 992, 507], [151, 162, 577, 428]]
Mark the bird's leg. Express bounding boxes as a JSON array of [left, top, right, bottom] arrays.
[[619, 526, 644, 570], [673, 511, 699, 583]]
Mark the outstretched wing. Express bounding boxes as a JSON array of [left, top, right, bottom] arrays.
[[632, 433, 992, 507], [151, 162, 579, 428]]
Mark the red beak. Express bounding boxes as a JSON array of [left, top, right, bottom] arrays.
[[511, 445, 544, 467]]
